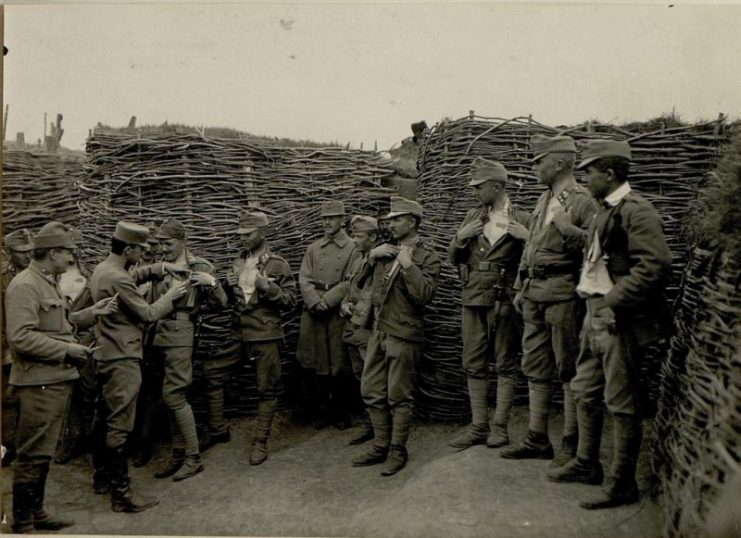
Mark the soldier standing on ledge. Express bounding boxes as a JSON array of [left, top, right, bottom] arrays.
[[547, 140, 672, 509], [149, 218, 227, 482], [297, 201, 357, 430], [5, 222, 117, 533], [340, 215, 380, 446], [89, 221, 188, 513], [201, 211, 296, 465], [352, 196, 440, 476], [1, 228, 34, 465], [502, 135, 597, 465], [448, 158, 531, 450]]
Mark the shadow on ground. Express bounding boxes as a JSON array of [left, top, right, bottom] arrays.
[[1, 407, 663, 537]]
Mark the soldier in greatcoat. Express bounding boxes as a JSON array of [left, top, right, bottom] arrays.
[[297, 201, 357, 429]]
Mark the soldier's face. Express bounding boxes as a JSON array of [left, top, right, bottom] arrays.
[[352, 231, 376, 253], [389, 215, 414, 240], [160, 238, 185, 262], [240, 229, 265, 252], [50, 248, 75, 275], [124, 244, 144, 267], [474, 181, 501, 206], [533, 154, 557, 186], [142, 241, 161, 264], [322, 216, 343, 237], [584, 165, 612, 200], [10, 249, 32, 268]]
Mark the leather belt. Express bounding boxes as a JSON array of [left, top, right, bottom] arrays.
[[315, 282, 338, 291], [527, 264, 578, 279], [171, 311, 194, 321], [468, 262, 507, 272]]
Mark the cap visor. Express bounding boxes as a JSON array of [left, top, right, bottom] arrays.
[[10, 245, 34, 252], [577, 156, 600, 170], [385, 211, 411, 219], [320, 212, 345, 217], [529, 152, 548, 163]]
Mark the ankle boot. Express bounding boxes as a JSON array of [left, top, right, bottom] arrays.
[[380, 444, 408, 477], [11, 480, 35, 533], [500, 430, 554, 460], [172, 454, 204, 482], [250, 400, 277, 466], [352, 409, 390, 466], [154, 448, 185, 479], [349, 410, 374, 446], [548, 403, 604, 484], [109, 446, 159, 513]]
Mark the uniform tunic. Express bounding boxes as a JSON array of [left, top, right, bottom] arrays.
[[570, 188, 672, 416], [297, 231, 357, 376], [341, 251, 374, 379], [361, 237, 440, 415], [449, 203, 530, 378], [516, 181, 598, 382], [205, 245, 296, 405]]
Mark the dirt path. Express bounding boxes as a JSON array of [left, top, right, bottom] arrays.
[[2, 408, 663, 537]]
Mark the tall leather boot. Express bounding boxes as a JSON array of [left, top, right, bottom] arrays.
[[548, 402, 604, 485], [33, 463, 74, 530], [250, 399, 277, 465], [488, 375, 517, 448], [352, 408, 390, 466], [381, 408, 412, 477], [331, 376, 353, 430], [172, 404, 204, 482], [109, 446, 159, 513], [501, 380, 554, 459], [92, 421, 111, 494], [580, 415, 641, 509], [450, 377, 490, 450], [55, 393, 86, 464], [551, 383, 579, 468], [200, 387, 231, 453], [11, 463, 35, 534]]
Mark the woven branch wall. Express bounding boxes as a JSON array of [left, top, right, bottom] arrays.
[[2, 150, 84, 234], [414, 114, 728, 421], [79, 132, 394, 418]]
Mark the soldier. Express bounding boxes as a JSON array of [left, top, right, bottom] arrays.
[[502, 135, 598, 464], [55, 227, 97, 464], [1, 228, 34, 464], [548, 140, 672, 509], [448, 158, 531, 450], [340, 215, 379, 446], [89, 221, 188, 512], [5, 222, 117, 533], [201, 211, 296, 465], [297, 201, 357, 429], [148, 217, 226, 481], [352, 196, 440, 476]]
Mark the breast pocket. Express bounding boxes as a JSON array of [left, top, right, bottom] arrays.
[[38, 298, 66, 332]]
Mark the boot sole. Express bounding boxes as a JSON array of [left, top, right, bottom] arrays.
[[352, 458, 387, 467], [547, 473, 604, 485], [380, 465, 406, 477], [579, 492, 639, 510], [112, 500, 159, 513]]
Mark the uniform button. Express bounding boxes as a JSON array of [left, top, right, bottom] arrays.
[[480, 248, 485, 252]]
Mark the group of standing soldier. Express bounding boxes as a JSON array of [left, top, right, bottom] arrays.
[[1, 133, 671, 532]]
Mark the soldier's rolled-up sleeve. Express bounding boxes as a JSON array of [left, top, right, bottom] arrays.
[[5, 282, 71, 362], [113, 278, 174, 323]]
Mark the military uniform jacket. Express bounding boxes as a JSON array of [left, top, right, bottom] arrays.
[[342, 251, 374, 346], [4, 261, 95, 386], [299, 230, 356, 310], [150, 250, 228, 348], [518, 182, 598, 302], [449, 204, 531, 306], [591, 191, 672, 346], [89, 256, 175, 361], [223, 246, 296, 342], [370, 238, 441, 343]]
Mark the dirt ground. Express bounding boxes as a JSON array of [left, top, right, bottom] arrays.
[[1, 407, 663, 538]]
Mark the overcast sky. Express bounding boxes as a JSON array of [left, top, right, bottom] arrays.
[[4, 2, 740, 151]]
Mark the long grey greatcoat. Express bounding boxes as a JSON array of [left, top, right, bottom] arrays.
[[297, 230, 357, 376]]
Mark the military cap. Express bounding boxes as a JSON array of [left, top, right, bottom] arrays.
[[145, 222, 160, 245], [34, 222, 77, 250], [577, 139, 632, 170], [4, 229, 34, 252], [113, 221, 149, 248], [351, 215, 379, 233], [468, 157, 508, 186], [411, 121, 428, 135], [530, 134, 577, 163], [386, 196, 423, 219], [236, 211, 269, 234], [156, 217, 187, 240], [320, 200, 345, 217]]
